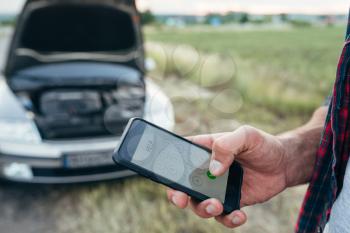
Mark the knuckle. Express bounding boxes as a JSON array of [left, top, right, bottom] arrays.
[[238, 125, 255, 135], [212, 140, 221, 151], [238, 125, 262, 143], [212, 139, 229, 155]]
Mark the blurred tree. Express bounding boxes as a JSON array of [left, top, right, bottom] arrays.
[[0, 14, 16, 27], [0, 20, 16, 27], [141, 10, 155, 25], [205, 13, 222, 24], [289, 20, 311, 28], [280, 13, 288, 22], [222, 12, 239, 23], [264, 15, 273, 23], [239, 13, 250, 24]]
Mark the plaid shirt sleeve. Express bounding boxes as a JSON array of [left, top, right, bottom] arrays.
[[295, 10, 350, 233]]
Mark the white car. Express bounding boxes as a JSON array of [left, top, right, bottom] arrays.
[[0, 0, 174, 183]]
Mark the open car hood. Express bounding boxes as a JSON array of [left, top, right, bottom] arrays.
[[4, 0, 145, 77]]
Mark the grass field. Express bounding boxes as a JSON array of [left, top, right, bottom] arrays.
[[1, 26, 346, 233], [145, 26, 345, 133]]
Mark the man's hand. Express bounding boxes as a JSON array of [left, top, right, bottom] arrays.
[[166, 107, 327, 228], [167, 127, 289, 228]]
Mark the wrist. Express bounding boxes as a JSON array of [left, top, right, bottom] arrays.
[[278, 129, 319, 187]]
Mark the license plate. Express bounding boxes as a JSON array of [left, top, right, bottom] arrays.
[[63, 151, 114, 168]]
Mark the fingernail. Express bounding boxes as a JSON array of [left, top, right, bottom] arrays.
[[232, 216, 241, 225], [205, 204, 216, 215], [172, 196, 178, 206], [210, 160, 223, 175]]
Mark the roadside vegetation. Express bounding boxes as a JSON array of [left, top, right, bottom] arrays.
[[145, 26, 344, 133]]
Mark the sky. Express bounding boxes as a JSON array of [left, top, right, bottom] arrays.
[[0, 0, 348, 15]]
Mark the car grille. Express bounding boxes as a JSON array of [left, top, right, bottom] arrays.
[[31, 165, 126, 177]]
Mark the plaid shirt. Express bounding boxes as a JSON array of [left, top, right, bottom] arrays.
[[295, 11, 350, 233]]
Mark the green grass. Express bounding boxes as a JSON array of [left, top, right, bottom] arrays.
[[145, 26, 345, 132]]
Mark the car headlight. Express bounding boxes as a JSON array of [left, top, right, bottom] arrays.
[[0, 120, 41, 143]]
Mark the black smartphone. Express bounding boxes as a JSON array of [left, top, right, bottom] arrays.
[[112, 118, 243, 214]]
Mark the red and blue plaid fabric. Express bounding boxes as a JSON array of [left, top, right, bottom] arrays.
[[295, 11, 350, 233]]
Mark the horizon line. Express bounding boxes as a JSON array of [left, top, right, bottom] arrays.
[[0, 7, 347, 16], [0, 11, 346, 16], [151, 11, 348, 16]]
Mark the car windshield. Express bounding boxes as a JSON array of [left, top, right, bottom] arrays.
[[20, 4, 137, 52]]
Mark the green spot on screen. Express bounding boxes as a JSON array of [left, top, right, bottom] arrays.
[[207, 171, 216, 180]]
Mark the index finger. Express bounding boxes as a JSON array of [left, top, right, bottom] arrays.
[[186, 133, 226, 149]]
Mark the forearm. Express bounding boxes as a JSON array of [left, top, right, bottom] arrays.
[[278, 106, 328, 187]]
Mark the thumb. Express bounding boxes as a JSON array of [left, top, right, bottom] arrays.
[[209, 125, 261, 176]]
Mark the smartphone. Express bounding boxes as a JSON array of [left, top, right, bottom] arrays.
[[112, 118, 243, 213]]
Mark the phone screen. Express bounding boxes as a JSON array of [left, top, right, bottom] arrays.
[[127, 124, 229, 202]]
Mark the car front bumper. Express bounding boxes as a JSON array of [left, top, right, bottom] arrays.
[[0, 137, 136, 183]]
